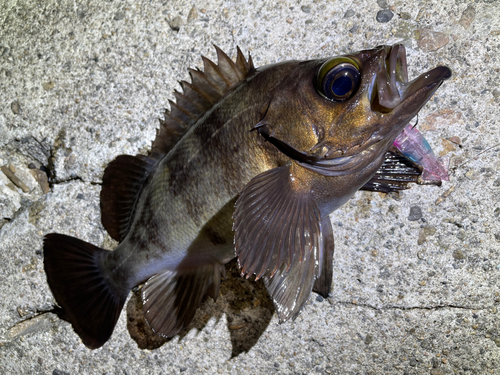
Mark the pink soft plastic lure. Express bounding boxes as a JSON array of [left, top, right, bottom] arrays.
[[393, 124, 449, 181]]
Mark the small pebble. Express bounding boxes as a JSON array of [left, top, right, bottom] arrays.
[[1, 165, 29, 192], [169, 16, 184, 31], [456, 229, 466, 241], [43, 81, 55, 91], [377, 0, 388, 8], [301, 5, 311, 13], [187, 6, 198, 22], [30, 169, 50, 194], [416, 29, 450, 52], [417, 226, 436, 245], [376, 10, 393, 23], [400, 12, 411, 20], [430, 369, 446, 375], [453, 249, 466, 260], [344, 9, 355, 18], [365, 333, 373, 345], [316, 295, 324, 302], [114, 11, 125, 21], [408, 206, 422, 221], [458, 4, 475, 29], [11, 100, 20, 115]]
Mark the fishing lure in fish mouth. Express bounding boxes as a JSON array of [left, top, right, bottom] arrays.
[[43, 44, 451, 349]]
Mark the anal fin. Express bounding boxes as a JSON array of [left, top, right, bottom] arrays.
[[142, 260, 225, 337]]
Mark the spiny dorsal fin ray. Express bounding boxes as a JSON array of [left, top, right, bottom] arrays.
[[152, 46, 255, 156]]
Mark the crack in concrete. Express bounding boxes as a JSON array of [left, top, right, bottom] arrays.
[[334, 300, 492, 311], [51, 176, 101, 186]]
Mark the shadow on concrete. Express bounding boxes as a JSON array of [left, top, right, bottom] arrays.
[[126, 258, 275, 357]]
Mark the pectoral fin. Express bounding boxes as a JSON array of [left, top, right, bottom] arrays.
[[262, 243, 319, 321], [263, 216, 334, 321], [234, 164, 326, 320], [233, 164, 322, 280]]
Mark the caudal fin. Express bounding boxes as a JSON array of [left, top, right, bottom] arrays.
[[43, 233, 128, 349]]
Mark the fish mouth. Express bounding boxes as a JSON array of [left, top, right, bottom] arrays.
[[369, 44, 451, 122], [312, 45, 451, 160], [258, 45, 451, 177]]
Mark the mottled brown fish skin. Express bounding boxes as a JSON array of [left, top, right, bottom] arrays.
[[104, 63, 298, 287]]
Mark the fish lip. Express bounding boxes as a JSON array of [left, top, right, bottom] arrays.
[[399, 65, 451, 103], [369, 45, 451, 114], [367, 45, 451, 140], [369, 44, 409, 110]]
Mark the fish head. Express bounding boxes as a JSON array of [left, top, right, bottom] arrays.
[[256, 44, 451, 176]]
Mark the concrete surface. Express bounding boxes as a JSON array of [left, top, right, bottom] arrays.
[[1, 0, 499, 374]]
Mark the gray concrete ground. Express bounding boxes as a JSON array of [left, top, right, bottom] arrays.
[[1, 0, 499, 374]]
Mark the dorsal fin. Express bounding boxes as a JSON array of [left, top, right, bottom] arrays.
[[100, 154, 159, 242], [151, 46, 255, 157]]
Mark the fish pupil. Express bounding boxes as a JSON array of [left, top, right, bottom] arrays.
[[317, 61, 361, 102], [330, 75, 352, 96]]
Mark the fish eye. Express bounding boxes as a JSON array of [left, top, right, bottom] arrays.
[[315, 57, 361, 102]]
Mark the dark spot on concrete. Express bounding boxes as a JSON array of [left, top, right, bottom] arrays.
[[365, 333, 373, 345]]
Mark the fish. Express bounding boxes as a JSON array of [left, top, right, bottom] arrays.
[[43, 44, 451, 349]]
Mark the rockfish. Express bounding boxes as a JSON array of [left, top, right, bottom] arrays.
[[44, 45, 451, 348]]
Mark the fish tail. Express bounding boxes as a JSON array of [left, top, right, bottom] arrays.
[[43, 233, 128, 349]]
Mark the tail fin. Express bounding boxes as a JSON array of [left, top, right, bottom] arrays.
[[43, 233, 128, 349]]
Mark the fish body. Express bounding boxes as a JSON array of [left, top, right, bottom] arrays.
[[44, 45, 451, 348]]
